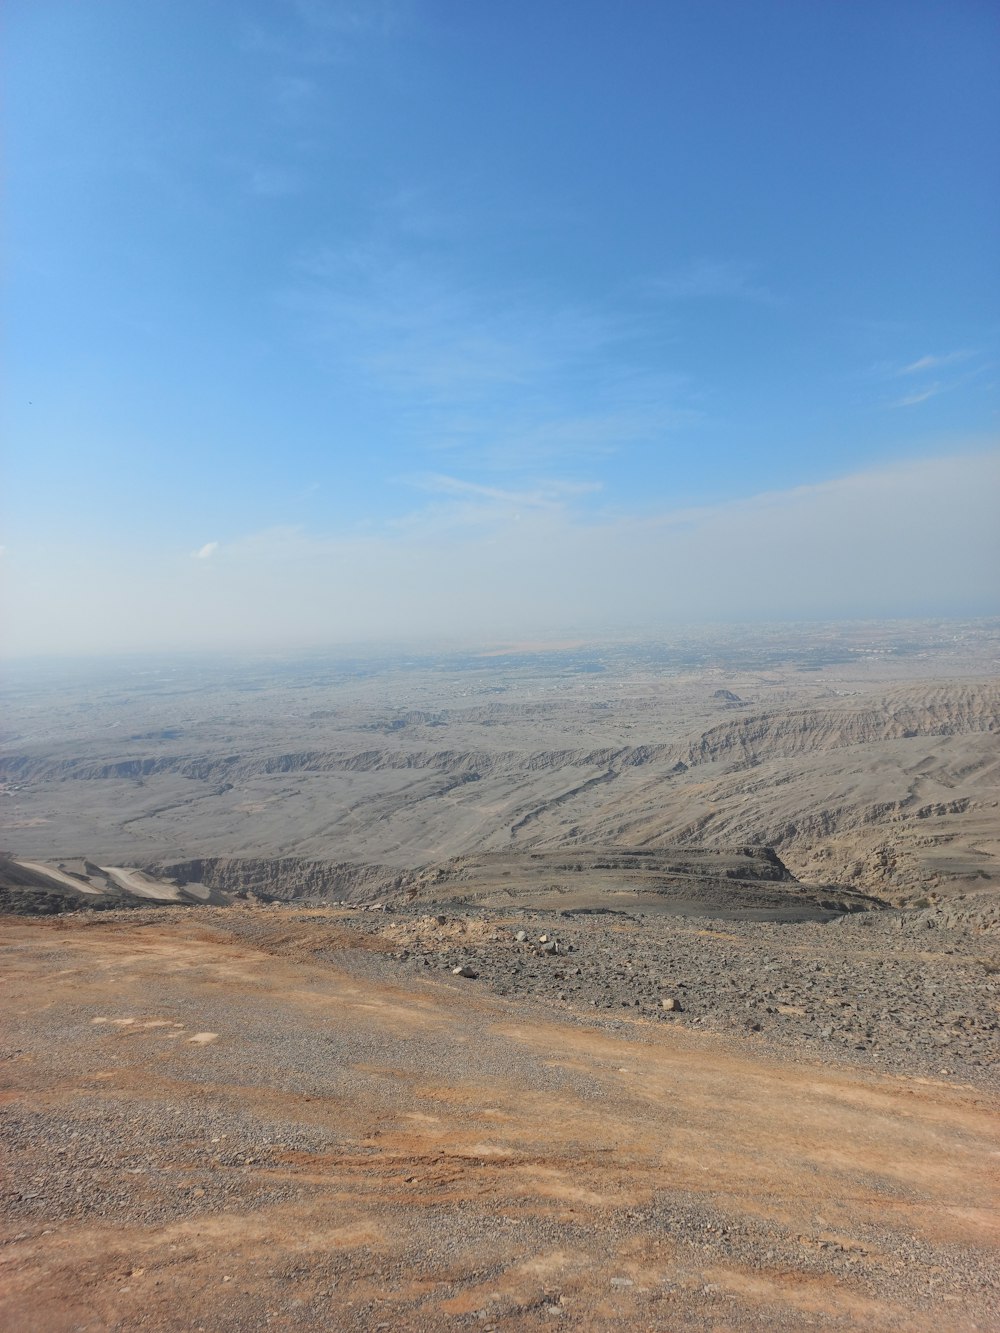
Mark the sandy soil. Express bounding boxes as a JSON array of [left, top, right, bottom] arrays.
[[11, 862, 105, 895], [2, 911, 998, 1331], [102, 868, 186, 902]]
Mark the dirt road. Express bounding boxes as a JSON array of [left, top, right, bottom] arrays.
[[2, 912, 997, 1330]]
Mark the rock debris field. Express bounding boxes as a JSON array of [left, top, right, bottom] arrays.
[[358, 895, 1000, 1089]]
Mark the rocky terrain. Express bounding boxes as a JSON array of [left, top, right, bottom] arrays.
[[401, 845, 882, 919], [2, 622, 998, 903], [2, 623, 998, 1330], [2, 901, 999, 1332], [33, 883, 992, 1091], [355, 894, 1000, 1088]]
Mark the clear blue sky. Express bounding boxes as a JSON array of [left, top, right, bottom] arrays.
[[4, 1, 999, 653]]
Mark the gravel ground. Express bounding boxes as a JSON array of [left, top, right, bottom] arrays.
[[247, 894, 1000, 1091], [2, 903, 998, 1332]]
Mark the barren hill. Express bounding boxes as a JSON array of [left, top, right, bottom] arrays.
[[2, 663, 996, 902]]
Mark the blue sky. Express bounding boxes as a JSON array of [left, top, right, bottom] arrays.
[[4, 1, 999, 653]]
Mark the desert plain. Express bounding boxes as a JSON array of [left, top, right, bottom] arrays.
[[2, 619, 999, 1330]]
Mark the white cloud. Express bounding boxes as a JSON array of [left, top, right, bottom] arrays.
[[899, 351, 974, 376], [4, 450, 996, 656], [891, 384, 943, 408], [193, 542, 220, 559], [881, 349, 986, 408], [280, 249, 700, 473], [285, 247, 624, 399], [406, 474, 602, 508]]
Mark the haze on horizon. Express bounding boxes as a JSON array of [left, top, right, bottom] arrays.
[[3, 1, 998, 659]]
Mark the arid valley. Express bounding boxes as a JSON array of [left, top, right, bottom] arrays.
[[2, 620, 999, 1330]]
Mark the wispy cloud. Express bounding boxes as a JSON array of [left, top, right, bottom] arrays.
[[271, 73, 319, 116], [891, 384, 943, 408], [480, 410, 701, 472], [7, 451, 998, 654], [648, 259, 778, 304], [407, 474, 601, 508], [289, 245, 624, 396], [281, 246, 702, 473], [881, 347, 989, 408], [290, 0, 404, 39], [241, 1, 404, 67], [248, 165, 300, 197], [193, 542, 219, 560], [899, 350, 974, 376]]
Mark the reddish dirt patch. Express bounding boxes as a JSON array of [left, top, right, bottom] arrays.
[[1, 914, 997, 1331]]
